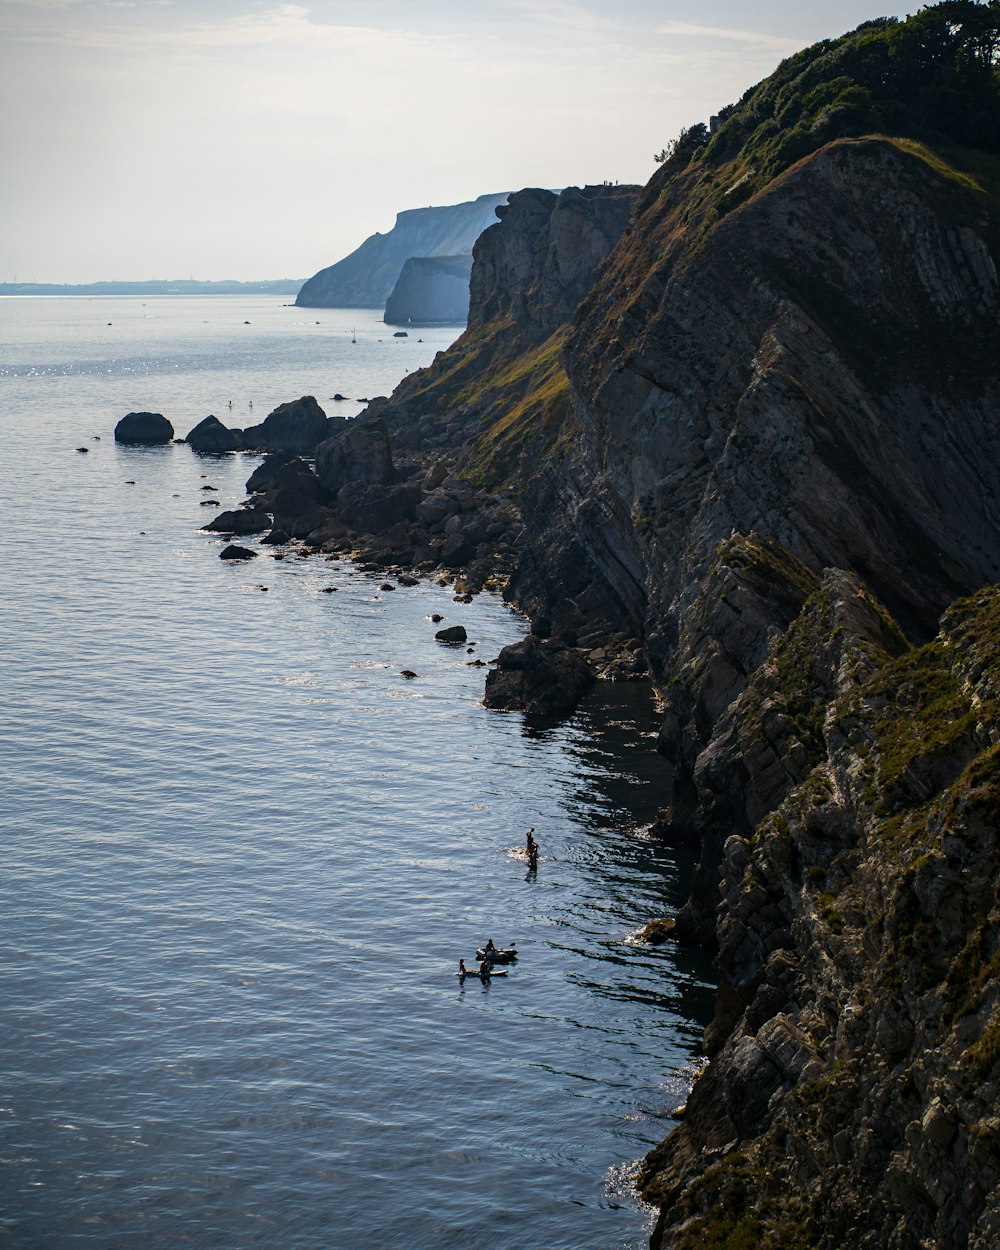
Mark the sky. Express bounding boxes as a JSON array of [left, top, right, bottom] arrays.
[[0, 0, 914, 284]]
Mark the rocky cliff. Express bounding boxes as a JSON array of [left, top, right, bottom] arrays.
[[202, 8, 1000, 1242], [357, 8, 1000, 1245], [295, 192, 509, 308], [383, 254, 473, 325], [638, 577, 1000, 1249]]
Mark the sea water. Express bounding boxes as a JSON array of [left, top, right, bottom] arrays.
[[0, 298, 714, 1250]]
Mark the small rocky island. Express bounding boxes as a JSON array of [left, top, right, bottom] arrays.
[[135, 6, 1000, 1244]]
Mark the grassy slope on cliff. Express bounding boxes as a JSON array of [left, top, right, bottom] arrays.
[[574, 4, 1000, 392], [654, 2, 1000, 203]]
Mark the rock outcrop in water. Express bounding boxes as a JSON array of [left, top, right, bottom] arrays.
[[186, 415, 244, 453], [295, 193, 510, 309], [114, 412, 173, 444]]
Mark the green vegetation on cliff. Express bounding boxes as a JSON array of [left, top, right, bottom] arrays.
[[656, 1, 1000, 191], [646, 585, 1000, 1249]]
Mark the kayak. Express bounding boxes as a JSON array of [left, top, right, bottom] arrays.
[[475, 947, 517, 963]]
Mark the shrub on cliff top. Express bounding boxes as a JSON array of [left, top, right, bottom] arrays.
[[656, 1, 1000, 183]]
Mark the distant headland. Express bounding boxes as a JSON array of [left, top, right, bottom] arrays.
[[0, 279, 304, 297]]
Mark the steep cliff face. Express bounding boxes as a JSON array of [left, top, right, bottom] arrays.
[[376, 184, 638, 498], [245, 12, 1000, 1240], [348, 15, 1000, 1242], [640, 582, 1000, 1250], [506, 137, 1000, 936], [383, 254, 473, 325], [295, 192, 509, 308]]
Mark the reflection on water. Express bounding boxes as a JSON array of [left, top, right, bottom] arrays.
[[0, 296, 714, 1250]]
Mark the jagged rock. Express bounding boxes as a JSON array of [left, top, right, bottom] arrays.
[[243, 396, 329, 453], [315, 419, 394, 495], [641, 585, 1000, 1250], [186, 415, 244, 453], [483, 634, 594, 719], [114, 412, 173, 444], [202, 507, 271, 535], [219, 544, 257, 560], [245, 450, 302, 493]]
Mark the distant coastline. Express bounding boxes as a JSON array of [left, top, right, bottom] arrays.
[[0, 278, 304, 297]]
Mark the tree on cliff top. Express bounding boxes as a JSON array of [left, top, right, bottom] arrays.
[[656, 0, 1000, 180]]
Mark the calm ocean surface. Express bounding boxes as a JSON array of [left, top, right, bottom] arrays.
[[0, 297, 714, 1250]]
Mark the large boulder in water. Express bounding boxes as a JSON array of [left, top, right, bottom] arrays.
[[316, 418, 394, 494], [484, 634, 594, 720], [219, 544, 257, 561], [114, 412, 173, 444], [243, 396, 329, 453], [186, 415, 244, 453], [202, 507, 271, 535]]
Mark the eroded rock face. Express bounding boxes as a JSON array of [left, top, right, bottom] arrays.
[[114, 412, 174, 444], [507, 138, 1000, 862], [315, 419, 394, 494], [384, 254, 473, 325], [469, 183, 639, 337], [295, 192, 510, 309]]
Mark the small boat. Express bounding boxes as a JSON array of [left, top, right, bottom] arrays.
[[476, 947, 518, 963]]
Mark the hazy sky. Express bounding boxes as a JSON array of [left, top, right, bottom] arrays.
[[1, 0, 912, 283]]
